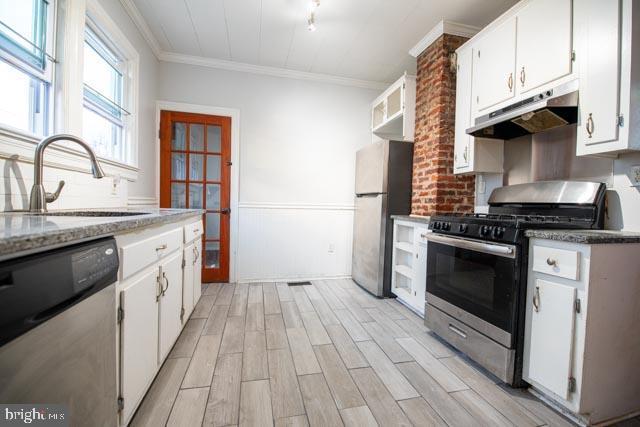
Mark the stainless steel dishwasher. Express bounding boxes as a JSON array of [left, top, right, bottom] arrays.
[[0, 237, 119, 426]]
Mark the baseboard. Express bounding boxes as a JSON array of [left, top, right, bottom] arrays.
[[237, 275, 351, 284]]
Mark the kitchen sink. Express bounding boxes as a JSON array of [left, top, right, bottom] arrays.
[[29, 211, 151, 217]]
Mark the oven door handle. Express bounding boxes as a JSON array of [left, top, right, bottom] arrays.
[[426, 233, 516, 258]]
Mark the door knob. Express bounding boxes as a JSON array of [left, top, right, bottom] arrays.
[[221, 208, 231, 214]]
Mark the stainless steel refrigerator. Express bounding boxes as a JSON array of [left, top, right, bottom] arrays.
[[352, 140, 413, 297]]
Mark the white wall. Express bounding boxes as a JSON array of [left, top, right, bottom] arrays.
[[158, 62, 378, 281]]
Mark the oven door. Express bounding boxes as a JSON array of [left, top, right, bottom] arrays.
[[426, 233, 519, 348]]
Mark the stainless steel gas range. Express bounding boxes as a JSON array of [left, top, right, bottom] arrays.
[[424, 181, 606, 386]]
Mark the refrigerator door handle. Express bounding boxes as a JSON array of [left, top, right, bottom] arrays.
[[356, 192, 384, 198]]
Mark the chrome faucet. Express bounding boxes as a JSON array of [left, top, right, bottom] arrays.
[[29, 134, 106, 212]]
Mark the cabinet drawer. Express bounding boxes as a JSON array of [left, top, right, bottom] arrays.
[[184, 220, 203, 244], [120, 228, 182, 280], [532, 245, 580, 280]]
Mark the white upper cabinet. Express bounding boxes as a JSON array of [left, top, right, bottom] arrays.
[[473, 17, 517, 112], [455, 45, 504, 175], [516, 0, 573, 94], [575, 0, 638, 156], [371, 73, 416, 141]]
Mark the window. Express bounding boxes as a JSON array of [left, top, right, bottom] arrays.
[[0, 0, 54, 136], [82, 23, 130, 163]]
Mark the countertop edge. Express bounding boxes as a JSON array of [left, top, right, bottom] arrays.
[[525, 229, 640, 244], [391, 214, 431, 225], [0, 210, 204, 261]]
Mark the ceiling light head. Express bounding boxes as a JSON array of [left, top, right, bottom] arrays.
[[307, 12, 316, 32]]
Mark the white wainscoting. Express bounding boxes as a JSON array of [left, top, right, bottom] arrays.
[[236, 203, 355, 282]]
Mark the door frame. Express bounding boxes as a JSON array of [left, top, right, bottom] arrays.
[[155, 101, 240, 283]]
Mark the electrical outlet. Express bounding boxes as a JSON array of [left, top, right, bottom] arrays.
[[328, 244, 335, 254], [631, 165, 640, 187]]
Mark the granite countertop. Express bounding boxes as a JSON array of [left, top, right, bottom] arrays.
[[525, 229, 640, 244], [391, 214, 431, 225], [0, 208, 204, 260]]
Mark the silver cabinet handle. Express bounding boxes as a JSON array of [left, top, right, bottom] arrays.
[[519, 66, 526, 87], [161, 272, 169, 296], [156, 244, 167, 251], [586, 113, 594, 138], [533, 286, 540, 312], [546, 258, 557, 266], [507, 72, 513, 92], [448, 324, 467, 339], [193, 245, 200, 264]]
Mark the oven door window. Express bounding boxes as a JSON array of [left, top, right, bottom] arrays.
[[427, 241, 517, 332]]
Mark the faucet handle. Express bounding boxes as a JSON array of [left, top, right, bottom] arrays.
[[45, 180, 65, 203]]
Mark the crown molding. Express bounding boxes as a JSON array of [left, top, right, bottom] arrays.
[[159, 52, 390, 90], [409, 20, 480, 57], [119, 0, 162, 57], [120, 1, 391, 90]]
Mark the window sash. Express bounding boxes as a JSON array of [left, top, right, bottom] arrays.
[[0, 0, 48, 71]]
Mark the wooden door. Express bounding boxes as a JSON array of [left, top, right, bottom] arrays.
[[516, 0, 572, 94], [160, 110, 231, 282], [472, 17, 517, 112]]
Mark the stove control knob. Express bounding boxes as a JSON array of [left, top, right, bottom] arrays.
[[492, 227, 505, 238], [458, 224, 468, 233], [442, 222, 451, 231], [480, 225, 491, 236], [433, 222, 441, 230]]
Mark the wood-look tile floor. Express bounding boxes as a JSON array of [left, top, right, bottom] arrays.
[[131, 279, 580, 427]]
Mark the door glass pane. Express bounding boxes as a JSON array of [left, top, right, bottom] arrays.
[[207, 126, 221, 152], [206, 184, 220, 210], [190, 154, 204, 181], [205, 241, 220, 268], [171, 122, 186, 150], [189, 184, 203, 208], [171, 153, 186, 180], [206, 155, 221, 181], [171, 183, 186, 208], [190, 124, 204, 151], [206, 213, 220, 239]]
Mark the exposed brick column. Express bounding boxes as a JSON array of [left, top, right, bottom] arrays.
[[411, 34, 475, 216]]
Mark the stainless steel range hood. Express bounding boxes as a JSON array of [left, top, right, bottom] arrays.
[[467, 80, 579, 140]]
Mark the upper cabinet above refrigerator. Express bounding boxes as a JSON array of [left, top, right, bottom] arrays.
[[371, 73, 416, 142]]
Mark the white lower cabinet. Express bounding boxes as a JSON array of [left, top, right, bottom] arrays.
[[391, 219, 429, 316], [119, 269, 159, 425], [158, 251, 184, 361], [524, 238, 640, 425], [116, 218, 204, 426]]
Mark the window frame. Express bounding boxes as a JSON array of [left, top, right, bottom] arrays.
[[82, 1, 139, 167], [0, 0, 56, 136]]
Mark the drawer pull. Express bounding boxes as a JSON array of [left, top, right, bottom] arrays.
[[156, 244, 168, 251], [533, 285, 541, 312], [546, 258, 557, 266], [448, 324, 467, 339]]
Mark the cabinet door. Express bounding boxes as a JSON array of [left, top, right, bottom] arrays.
[[182, 244, 195, 320], [120, 269, 159, 424], [576, 0, 621, 152], [473, 17, 517, 111], [516, 0, 572, 93], [193, 241, 202, 307], [413, 228, 429, 316], [528, 279, 576, 399], [454, 47, 473, 170], [158, 251, 184, 361]]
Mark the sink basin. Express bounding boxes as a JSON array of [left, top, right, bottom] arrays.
[[29, 211, 151, 217]]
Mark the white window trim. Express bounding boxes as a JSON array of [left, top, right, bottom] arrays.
[[0, 0, 140, 181]]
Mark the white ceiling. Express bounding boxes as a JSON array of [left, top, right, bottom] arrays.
[[131, 0, 518, 84]]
